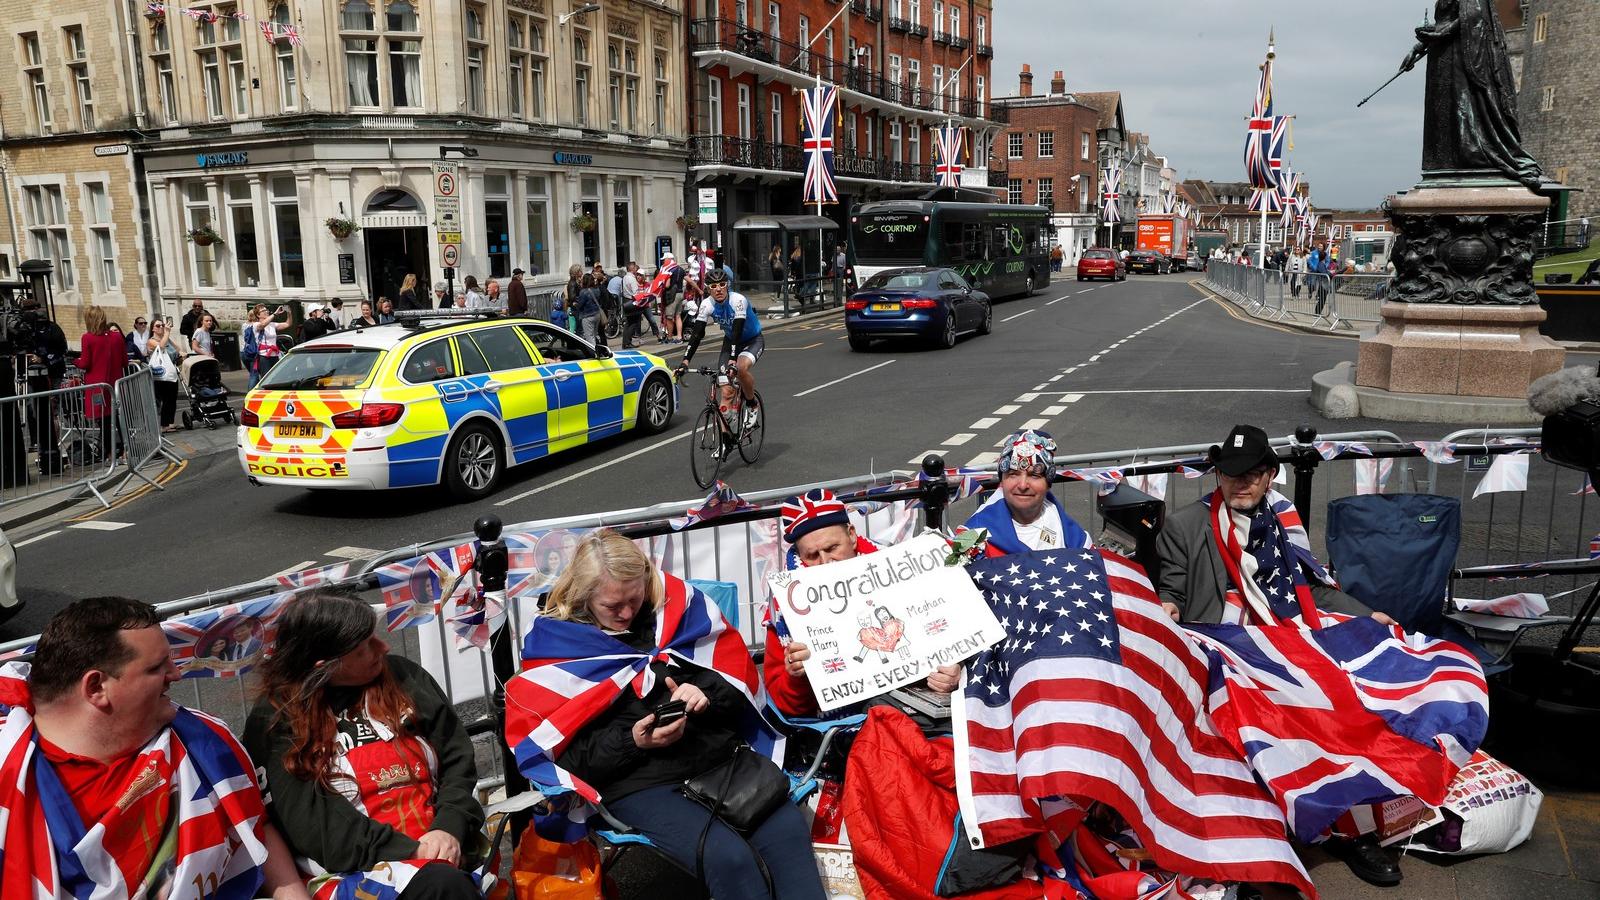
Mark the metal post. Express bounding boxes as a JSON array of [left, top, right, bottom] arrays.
[[1290, 424, 1319, 528], [476, 514, 532, 823], [920, 453, 951, 532]]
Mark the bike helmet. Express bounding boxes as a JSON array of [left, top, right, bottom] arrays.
[[704, 268, 730, 287]]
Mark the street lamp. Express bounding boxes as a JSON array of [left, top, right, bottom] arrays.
[[559, 3, 600, 26]]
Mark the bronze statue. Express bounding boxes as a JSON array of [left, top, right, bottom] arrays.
[[1392, 0, 1544, 187]]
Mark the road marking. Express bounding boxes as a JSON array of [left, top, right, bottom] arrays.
[[1089, 354, 1102, 361], [13, 530, 60, 549], [970, 417, 1000, 429], [1047, 296, 1069, 306], [326, 546, 381, 560], [1020, 418, 1050, 431], [1032, 384, 1050, 391], [769, 341, 824, 351], [1063, 367, 1078, 374], [1048, 375, 1062, 382], [1002, 309, 1035, 323], [1016, 393, 1039, 403], [993, 405, 1019, 415], [1027, 388, 1311, 395], [793, 359, 896, 397], [966, 451, 1000, 467], [271, 560, 317, 578], [1081, 288, 1095, 293], [1042, 405, 1067, 416], [496, 429, 693, 506], [1064, 393, 1084, 403], [943, 433, 976, 446], [69, 520, 134, 531], [71, 459, 188, 521]]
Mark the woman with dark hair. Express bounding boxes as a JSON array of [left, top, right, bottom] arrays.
[[243, 593, 483, 900]]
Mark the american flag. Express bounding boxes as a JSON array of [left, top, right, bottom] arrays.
[[934, 124, 965, 188], [504, 572, 778, 838], [0, 663, 270, 900], [1204, 488, 1333, 626], [163, 591, 293, 678], [1101, 163, 1123, 223], [1244, 50, 1278, 191], [953, 549, 1317, 895], [801, 84, 839, 205]]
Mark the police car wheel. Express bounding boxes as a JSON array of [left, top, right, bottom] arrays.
[[638, 374, 674, 434], [444, 423, 503, 500]]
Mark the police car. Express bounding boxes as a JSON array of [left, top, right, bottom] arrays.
[[237, 312, 677, 499]]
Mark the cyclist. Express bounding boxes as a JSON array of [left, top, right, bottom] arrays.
[[675, 268, 763, 457]]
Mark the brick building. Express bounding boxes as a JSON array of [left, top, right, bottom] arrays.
[[1517, 0, 1597, 222], [687, 0, 999, 280], [1183, 178, 1316, 251], [989, 67, 1100, 264]]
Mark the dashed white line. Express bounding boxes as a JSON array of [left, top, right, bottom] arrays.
[[1016, 393, 1040, 403], [966, 451, 1001, 467], [326, 546, 380, 560], [1002, 309, 1035, 323], [13, 530, 60, 549], [1042, 405, 1068, 416], [69, 520, 134, 531], [909, 450, 941, 465], [1047, 296, 1069, 306], [970, 417, 1000, 429], [1089, 354, 1102, 362], [271, 560, 317, 578], [793, 359, 896, 397], [1063, 367, 1078, 374], [993, 405, 1019, 415], [943, 433, 977, 446], [1081, 288, 1095, 293], [1047, 375, 1063, 382], [1020, 418, 1050, 431], [495, 430, 692, 506]]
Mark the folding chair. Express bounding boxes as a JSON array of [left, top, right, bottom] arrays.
[[1444, 558, 1594, 668]]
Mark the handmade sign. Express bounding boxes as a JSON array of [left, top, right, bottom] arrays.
[[766, 533, 1005, 712]]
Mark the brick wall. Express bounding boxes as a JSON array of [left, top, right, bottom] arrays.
[[1518, 0, 1600, 219], [990, 100, 1098, 213]]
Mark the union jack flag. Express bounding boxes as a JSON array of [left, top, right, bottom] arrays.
[[1244, 50, 1278, 191], [1590, 533, 1599, 559], [934, 124, 965, 188], [671, 480, 755, 530], [372, 543, 476, 630], [1278, 168, 1301, 229], [1101, 162, 1123, 223], [822, 658, 848, 673], [275, 561, 352, 591], [163, 592, 294, 678], [801, 84, 839, 205], [1247, 185, 1282, 214]]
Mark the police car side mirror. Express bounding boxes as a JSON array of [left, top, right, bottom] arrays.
[[594, 343, 613, 360]]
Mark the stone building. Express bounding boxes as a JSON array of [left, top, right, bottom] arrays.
[[1516, 0, 1596, 221], [989, 67, 1100, 264], [686, 0, 1000, 279], [4, 0, 693, 336], [0, 4, 155, 339]]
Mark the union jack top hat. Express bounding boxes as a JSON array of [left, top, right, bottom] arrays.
[[780, 488, 850, 544]]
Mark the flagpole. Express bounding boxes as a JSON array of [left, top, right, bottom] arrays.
[[1257, 35, 1275, 269], [807, 3, 853, 293]]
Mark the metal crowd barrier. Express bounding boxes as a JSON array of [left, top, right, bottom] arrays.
[[0, 365, 170, 511], [1203, 261, 1392, 332]]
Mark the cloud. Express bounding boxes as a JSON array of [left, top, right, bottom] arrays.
[[992, 2, 1435, 209]]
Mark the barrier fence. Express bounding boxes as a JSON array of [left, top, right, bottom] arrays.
[[0, 364, 172, 510], [1204, 260, 1393, 331], [1, 425, 1591, 802]]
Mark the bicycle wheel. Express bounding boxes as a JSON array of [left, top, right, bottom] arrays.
[[689, 406, 724, 489], [738, 391, 765, 463]]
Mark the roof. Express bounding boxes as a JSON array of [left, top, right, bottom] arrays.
[[294, 314, 544, 351], [732, 214, 839, 232], [1071, 91, 1123, 132]]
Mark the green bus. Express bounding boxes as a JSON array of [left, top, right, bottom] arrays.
[[849, 200, 1053, 299]]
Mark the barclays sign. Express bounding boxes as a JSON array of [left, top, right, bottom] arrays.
[[553, 151, 593, 166], [195, 150, 249, 168]]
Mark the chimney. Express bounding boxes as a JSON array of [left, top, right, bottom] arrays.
[[1051, 71, 1065, 95], [1019, 64, 1033, 97]]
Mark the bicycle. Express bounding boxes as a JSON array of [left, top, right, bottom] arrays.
[[677, 364, 764, 489]]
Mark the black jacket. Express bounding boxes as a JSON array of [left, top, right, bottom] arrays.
[[396, 289, 425, 312], [557, 621, 746, 801], [299, 317, 331, 341], [243, 655, 484, 874]]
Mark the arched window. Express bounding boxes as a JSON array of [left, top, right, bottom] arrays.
[[365, 189, 421, 214]]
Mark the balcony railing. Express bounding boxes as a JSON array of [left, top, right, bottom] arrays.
[[976, 43, 993, 58], [865, 3, 882, 22], [933, 29, 952, 45], [887, 15, 910, 32], [689, 18, 996, 121], [690, 135, 935, 185], [908, 22, 928, 38], [949, 35, 969, 50]]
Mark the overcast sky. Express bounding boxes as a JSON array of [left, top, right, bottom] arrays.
[[992, 2, 1438, 209]]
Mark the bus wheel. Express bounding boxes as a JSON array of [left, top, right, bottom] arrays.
[[1025, 272, 1037, 296]]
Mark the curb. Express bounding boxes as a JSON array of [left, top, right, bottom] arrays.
[[1191, 283, 1362, 340]]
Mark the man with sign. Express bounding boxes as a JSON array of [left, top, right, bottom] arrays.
[[765, 504, 1004, 715]]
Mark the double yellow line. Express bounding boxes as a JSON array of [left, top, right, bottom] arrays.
[[70, 458, 189, 522]]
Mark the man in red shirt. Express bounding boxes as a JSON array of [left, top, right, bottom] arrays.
[[1, 596, 308, 899], [763, 489, 961, 717]]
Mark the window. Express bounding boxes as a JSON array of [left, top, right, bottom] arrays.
[[1533, 13, 1548, 43], [1038, 178, 1053, 209], [977, 14, 986, 47], [908, 123, 920, 165], [508, 16, 525, 118], [908, 0, 921, 26], [949, 5, 960, 38], [906, 59, 920, 103], [767, 2, 780, 36], [769, 91, 783, 143], [269, 177, 304, 288], [225, 179, 259, 287], [24, 185, 73, 291], [65, 27, 94, 130], [402, 338, 458, 383], [1038, 131, 1054, 158], [22, 34, 51, 132], [83, 182, 116, 290], [737, 83, 752, 139], [654, 53, 668, 133], [606, 39, 636, 130], [526, 175, 551, 276], [151, 20, 177, 124], [612, 180, 631, 268], [1081, 132, 1091, 161], [624, 45, 639, 132], [272, 4, 298, 111], [341, 0, 421, 109], [889, 54, 901, 86], [889, 118, 902, 163], [573, 28, 591, 126], [183, 182, 215, 288], [798, 15, 810, 64], [975, 75, 984, 116], [1007, 132, 1023, 159], [933, 1, 944, 33], [579, 177, 600, 267], [701, 73, 721, 134], [485, 173, 510, 278], [465, 6, 486, 114], [468, 327, 534, 371], [1007, 178, 1022, 205], [932, 65, 943, 111], [1541, 85, 1555, 112], [734, 0, 748, 25]]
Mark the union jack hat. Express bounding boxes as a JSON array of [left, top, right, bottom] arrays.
[[780, 488, 851, 544], [998, 429, 1057, 476]]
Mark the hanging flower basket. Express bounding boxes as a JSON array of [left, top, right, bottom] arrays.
[[676, 214, 701, 230], [325, 217, 361, 240], [186, 225, 223, 247], [570, 213, 597, 233]]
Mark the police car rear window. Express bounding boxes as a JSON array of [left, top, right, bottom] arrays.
[[258, 348, 381, 390]]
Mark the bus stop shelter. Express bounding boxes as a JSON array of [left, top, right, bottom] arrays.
[[731, 215, 843, 315]]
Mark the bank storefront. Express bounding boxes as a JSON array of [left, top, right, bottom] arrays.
[[140, 130, 686, 323]]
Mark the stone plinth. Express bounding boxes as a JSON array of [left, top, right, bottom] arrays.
[[1356, 302, 1565, 398]]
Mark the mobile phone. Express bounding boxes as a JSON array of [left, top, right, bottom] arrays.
[[650, 698, 687, 731]]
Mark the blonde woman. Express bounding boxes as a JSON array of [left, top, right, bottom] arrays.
[[397, 273, 422, 311]]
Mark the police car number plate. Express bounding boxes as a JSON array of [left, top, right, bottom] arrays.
[[274, 423, 321, 439]]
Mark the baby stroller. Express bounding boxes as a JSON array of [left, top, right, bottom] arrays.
[[180, 356, 235, 429]]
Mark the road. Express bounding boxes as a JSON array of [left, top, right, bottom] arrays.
[[0, 272, 1511, 638]]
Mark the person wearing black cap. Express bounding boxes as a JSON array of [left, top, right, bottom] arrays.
[[507, 268, 528, 316], [1153, 424, 1402, 887]]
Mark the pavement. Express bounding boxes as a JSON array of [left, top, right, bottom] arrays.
[[6, 275, 1600, 899]]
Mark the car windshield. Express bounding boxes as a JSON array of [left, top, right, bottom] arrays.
[[258, 348, 382, 390], [862, 271, 932, 290]]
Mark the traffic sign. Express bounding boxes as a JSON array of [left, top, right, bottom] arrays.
[[442, 243, 460, 268], [432, 160, 461, 233], [437, 231, 462, 245]]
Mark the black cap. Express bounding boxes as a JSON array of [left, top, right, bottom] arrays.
[[512, 267, 525, 276], [1208, 424, 1277, 477]]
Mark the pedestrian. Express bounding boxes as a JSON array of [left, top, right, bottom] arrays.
[[178, 298, 208, 342], [75, 305, 125, 459], [126, 314, 151, 362], [572, 273, 600, 345], [1287, 246, 1305, 298], [247, 304, 290, 387], [484, 278, 502, 311], [326, 298, 345, 329], [833, 244, 847, 276], [565, 264, 583, 322], [1310, 242, 1333, 315], [352, 300, 381, 328], [768, 245, 785, 284], [145, 319, 184, 432], [460, 275, 484, 309], [549, 286, 569, 330], [679, 273, 704, 339], [396, 273, 423, 311], [434, 280, 452, 309], [190, 312, 218, 356], [299, 307, 331, 342], [621, 262, 660, 349], [607, 267, 625, 311], [377, 298, 396, 324], [508, 267, 528, 315], [1050, 243, 1064, 272]]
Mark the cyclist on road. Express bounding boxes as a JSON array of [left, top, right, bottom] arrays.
[[675, 269, 763, 456]]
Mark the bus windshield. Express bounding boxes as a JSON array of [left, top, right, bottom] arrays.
[[852, 214, 929, 263]]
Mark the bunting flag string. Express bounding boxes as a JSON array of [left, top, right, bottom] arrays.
[[146, 2, 302, 45]]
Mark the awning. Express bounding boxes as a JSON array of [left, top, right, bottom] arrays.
[[731, 215, 839, 232]]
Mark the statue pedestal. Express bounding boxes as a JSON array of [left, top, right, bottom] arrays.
[[1314, 182, 1565, 423]]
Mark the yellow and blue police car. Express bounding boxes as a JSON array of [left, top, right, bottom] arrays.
[[237, 312, 676, 499]]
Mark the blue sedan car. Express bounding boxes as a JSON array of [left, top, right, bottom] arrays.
[[844, 267, 993, 351]]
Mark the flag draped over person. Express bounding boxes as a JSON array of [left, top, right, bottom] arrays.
[[934, 124, 965, 188], [801, 84, 839, 205]]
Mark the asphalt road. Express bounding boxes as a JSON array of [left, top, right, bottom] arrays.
[[0, 272, 1578, 639]]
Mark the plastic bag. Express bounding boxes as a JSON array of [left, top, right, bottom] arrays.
[[511, 825, 603, 900], [1408, 750, 1542, 855]]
